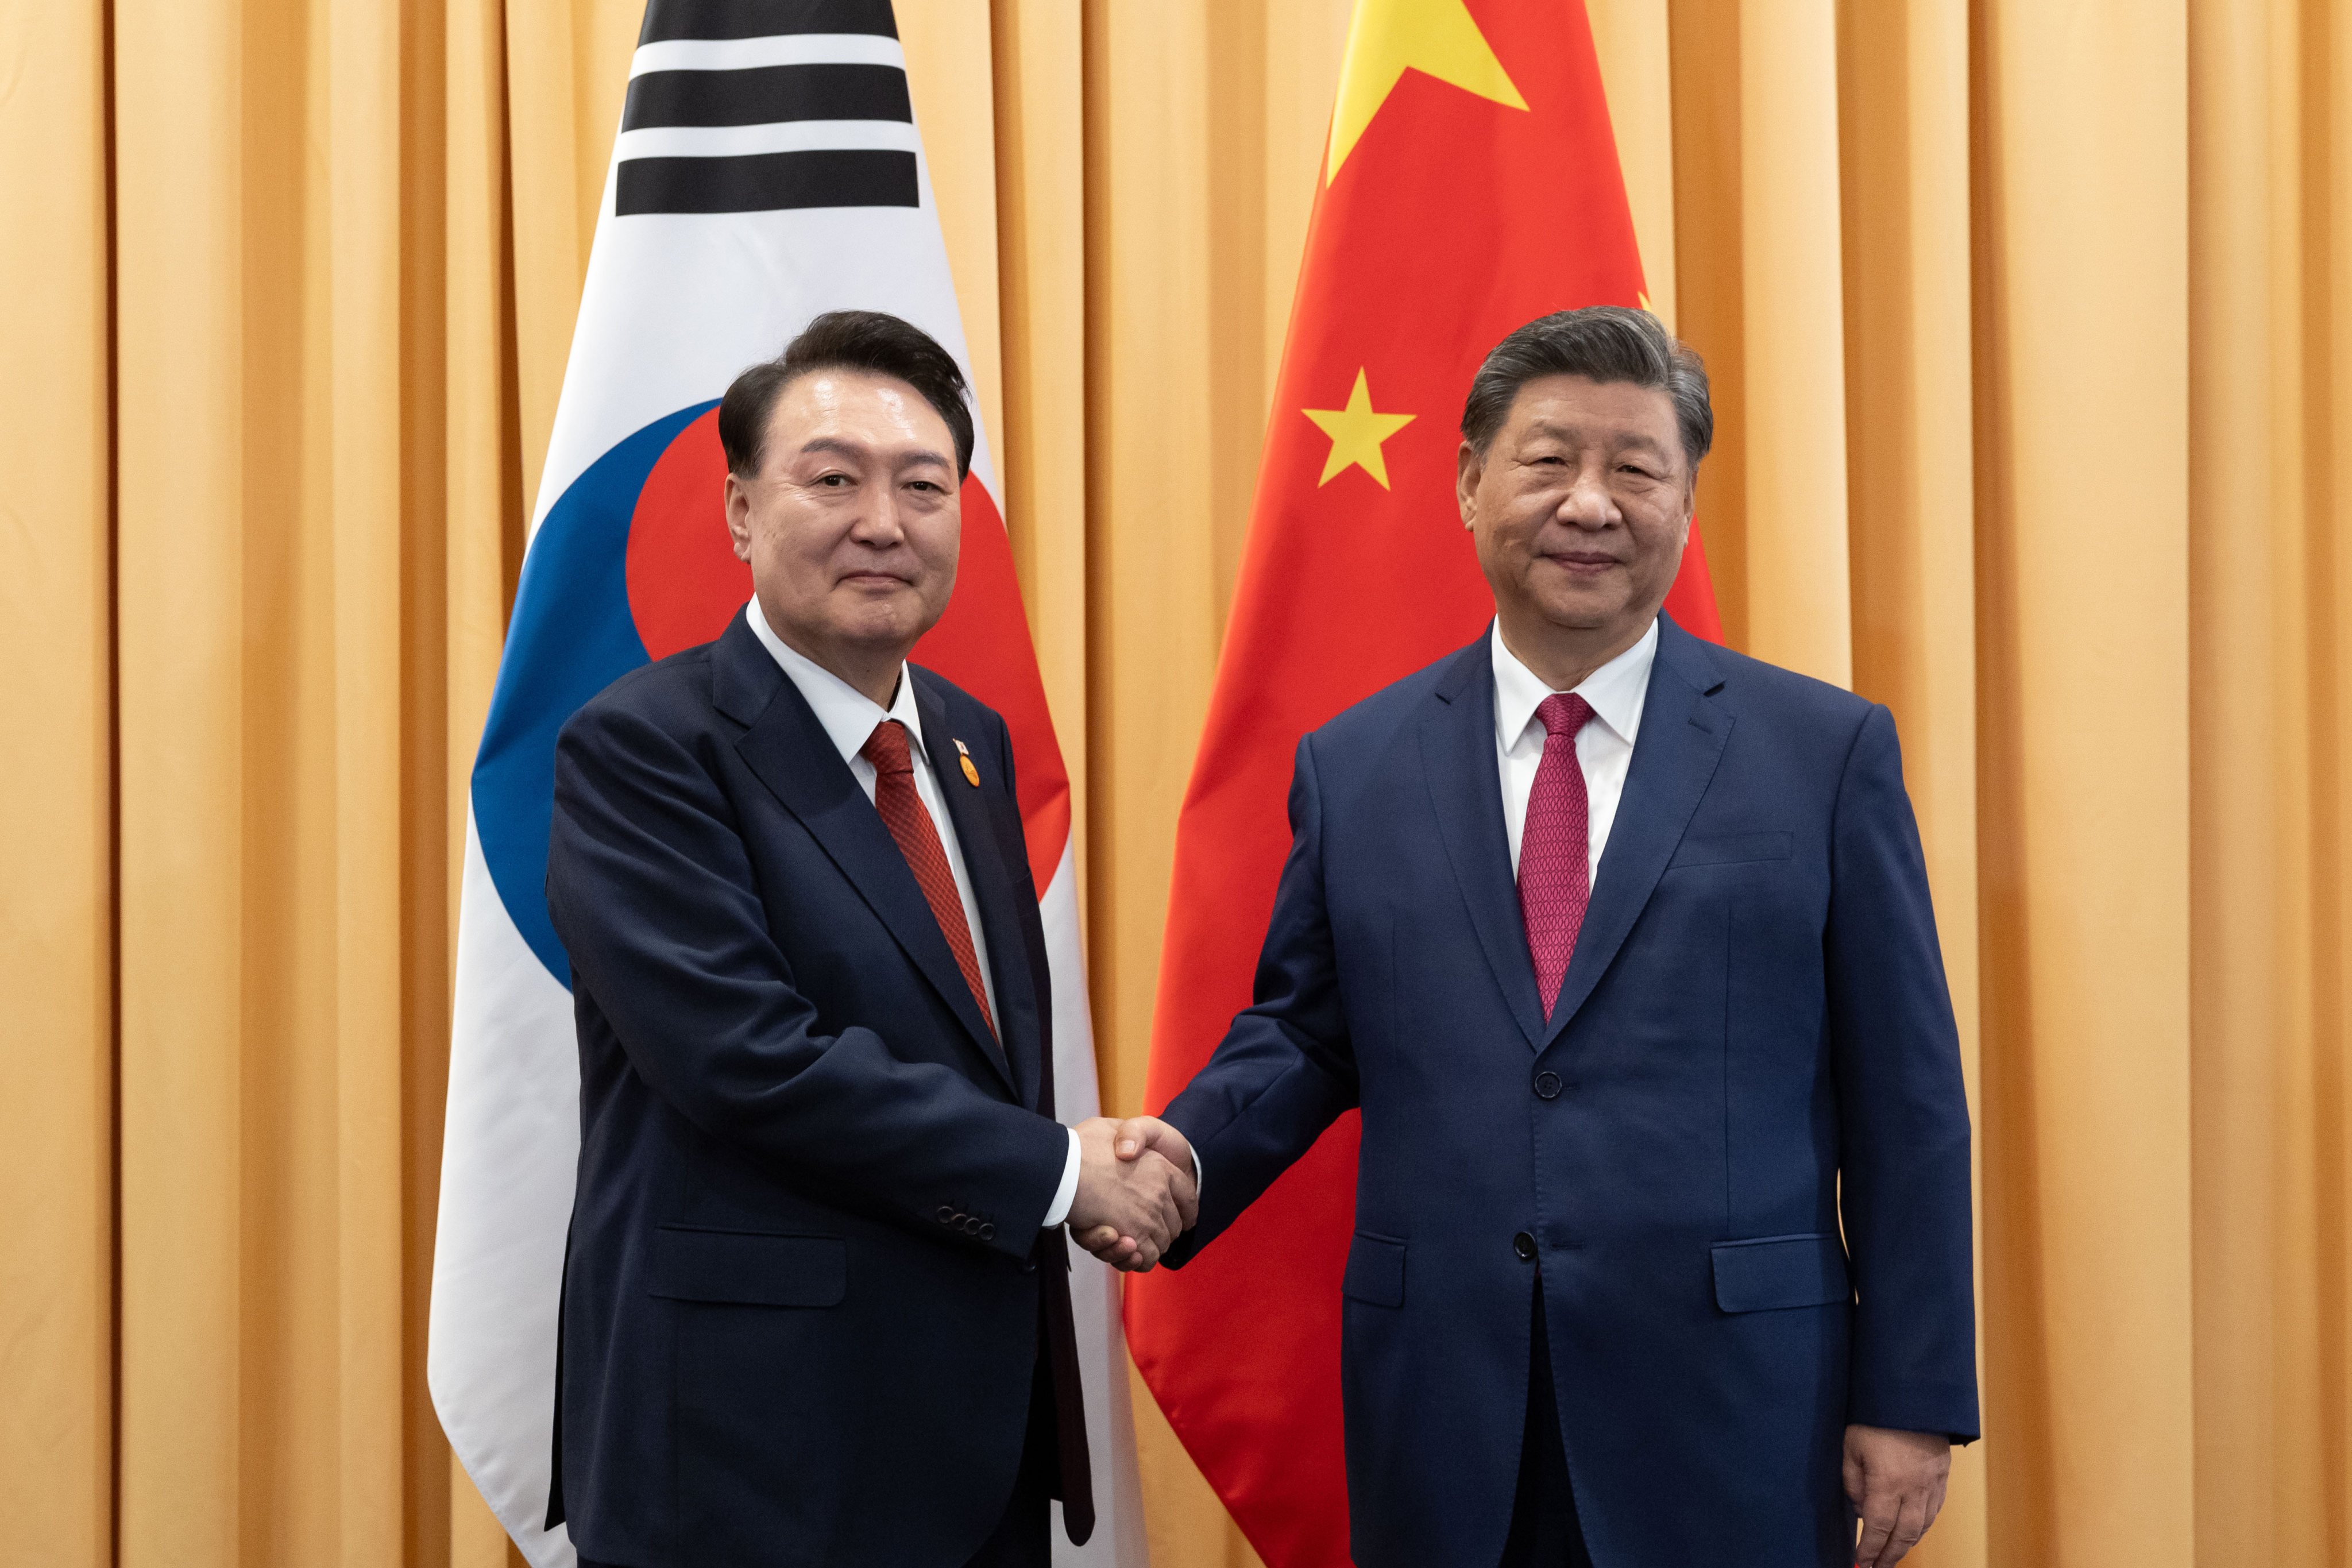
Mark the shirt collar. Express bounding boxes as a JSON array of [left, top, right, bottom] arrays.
[[1491, 616, 1659, 752], [745, 597, 926, 768]]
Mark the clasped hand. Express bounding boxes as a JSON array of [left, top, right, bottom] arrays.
[[1065, 1116, 1196, 1271]]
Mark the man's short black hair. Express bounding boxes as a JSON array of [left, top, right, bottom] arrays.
[[1459, 306, 1713, 470], [719, 310, 975, 480]]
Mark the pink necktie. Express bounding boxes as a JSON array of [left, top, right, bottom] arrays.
[[1519, 693, 1596, 1018]]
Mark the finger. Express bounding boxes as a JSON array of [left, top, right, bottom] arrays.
[[1082, 1237, 1136, 1266], [1880, 1490, 1930, 1566], [1153, 1168, 1185, 1241], [1114, 1117, 1156, 1160], [1136, 1192, 1178, 1253], [1085, 1229, 1139, 1265], [1855, 1492, 1898, 1568], [1076, 1225, 1121, 1253], [1164, 1157, 1200, 1229]]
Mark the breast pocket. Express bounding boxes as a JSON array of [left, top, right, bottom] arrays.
[[1669, 831, 1794, 870]]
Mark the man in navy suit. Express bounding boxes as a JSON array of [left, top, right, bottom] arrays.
[[1096, 307, 1978, 1567], [543, 311, 1196, 1567]]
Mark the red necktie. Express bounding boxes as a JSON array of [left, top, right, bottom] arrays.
[[860, 719, 997, 1037], [1519, 693, 1597, 1018]]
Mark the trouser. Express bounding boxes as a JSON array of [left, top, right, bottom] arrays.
[[1499, 1283, 1595, 1568]]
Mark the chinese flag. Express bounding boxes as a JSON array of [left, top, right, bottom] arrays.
[[1125, 2, 1720, 1564]]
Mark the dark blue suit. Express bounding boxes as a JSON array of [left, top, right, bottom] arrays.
[[542, 613, 1088, 1566], [1160, 616, 1978, 1567]]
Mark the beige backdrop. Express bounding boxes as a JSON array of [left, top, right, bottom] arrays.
[[4, 1, 2346, 1565]]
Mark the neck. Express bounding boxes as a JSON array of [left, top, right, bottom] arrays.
[[1497, 611, 1652, 693], [768, 620, 907, 708]]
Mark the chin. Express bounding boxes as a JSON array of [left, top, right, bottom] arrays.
[[1532, 591, 1624, 628]]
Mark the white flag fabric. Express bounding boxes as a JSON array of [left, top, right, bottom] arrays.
[[427, 5, 1147, 1562]]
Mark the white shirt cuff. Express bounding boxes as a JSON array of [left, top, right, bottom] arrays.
[[1042, 1127, 1083, 1228]]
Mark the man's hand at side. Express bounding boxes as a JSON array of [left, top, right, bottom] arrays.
[[1066, 1117, 1196, 1270], [1845, 1424, 1949, 1567]]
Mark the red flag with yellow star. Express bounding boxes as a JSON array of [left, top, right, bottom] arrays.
[[1126, 1, 1720, 1562]]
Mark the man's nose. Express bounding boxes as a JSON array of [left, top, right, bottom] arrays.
[[848, 490, 905, 544], [1556, 466, 1617, 528]]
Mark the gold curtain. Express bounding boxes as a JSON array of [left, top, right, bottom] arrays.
[[5, 1, 2347, 1565]]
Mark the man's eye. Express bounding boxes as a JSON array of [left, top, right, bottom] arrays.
[[818, 473, 850, 486]]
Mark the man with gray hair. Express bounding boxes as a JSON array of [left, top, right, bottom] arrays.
[[1098, 307, 1979, 1566]]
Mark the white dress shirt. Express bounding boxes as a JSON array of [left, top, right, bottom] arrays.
[[745, 599, 1085, 1228], [1493, 616, 1659, 883]]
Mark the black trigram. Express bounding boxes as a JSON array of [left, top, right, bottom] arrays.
[[617, 0, 918, 217]]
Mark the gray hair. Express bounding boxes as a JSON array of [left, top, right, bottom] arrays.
[[1459, 306, 1713, 470]]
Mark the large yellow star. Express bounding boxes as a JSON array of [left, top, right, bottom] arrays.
[[1303, 369, 1417, 488], [1326, 0, 1528, 184]]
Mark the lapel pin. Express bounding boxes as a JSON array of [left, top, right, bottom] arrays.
[[953, 739, 981, 788]]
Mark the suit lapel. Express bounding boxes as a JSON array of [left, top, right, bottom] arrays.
[[1420, 636, 1548, 1048], [1539, 616, 1731, 1049], [915, 676, 1044, 1109], [715, 620, 1017, 1095]]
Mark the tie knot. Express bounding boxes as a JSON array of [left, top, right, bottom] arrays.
[[1536, 693, 1595, 742], [861, 718, 915, 776]]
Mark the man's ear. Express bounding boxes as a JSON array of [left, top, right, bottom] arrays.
[[723, 471, 754, 563], [1456, 440, 1484, 530]]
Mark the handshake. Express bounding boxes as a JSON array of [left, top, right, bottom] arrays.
[[1064, 1115, 1197, 1272]]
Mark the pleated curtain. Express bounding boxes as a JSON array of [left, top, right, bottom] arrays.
[[3, 2, 2347, 1565]]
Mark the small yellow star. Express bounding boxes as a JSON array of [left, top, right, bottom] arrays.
[[1303, 369, 1417, 489], [1326, 0, 1527, 184]]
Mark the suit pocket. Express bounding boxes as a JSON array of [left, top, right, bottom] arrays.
[[1670, 831, 1794, 868], [1710, 1233, 1850, 1314], [650, 1225, 847, 1307], [1342, 1232, 1407, 1308]]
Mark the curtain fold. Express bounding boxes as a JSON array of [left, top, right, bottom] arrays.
[[8, 2, 2352, 1565], [0, 2, 113, 1563]]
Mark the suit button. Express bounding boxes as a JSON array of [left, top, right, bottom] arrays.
[[937, 1206, 957, 1225], [963, 1216, 983, 1235], [979, 1222, 997, 1241], [1533, 1071, 1562, 1100], [1512, 1231, 1537, 1261]]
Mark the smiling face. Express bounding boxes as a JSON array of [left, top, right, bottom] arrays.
[[1457, 373, 1693, 679], [723, 368, 961, 694]]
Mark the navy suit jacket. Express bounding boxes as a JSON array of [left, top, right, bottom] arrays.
[[1160, 616, 1978, 1568], [542, 613, 1087, 1566]]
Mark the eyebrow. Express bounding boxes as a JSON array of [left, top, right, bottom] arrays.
[[1520, 421, 1670, 458], [794, 436, 954, 471]]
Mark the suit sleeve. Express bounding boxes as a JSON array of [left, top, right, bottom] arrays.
[[1160, 732, 1361, 1265], [546, 697, 1068, 1261], [1826, 704, 1981, 1439]]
